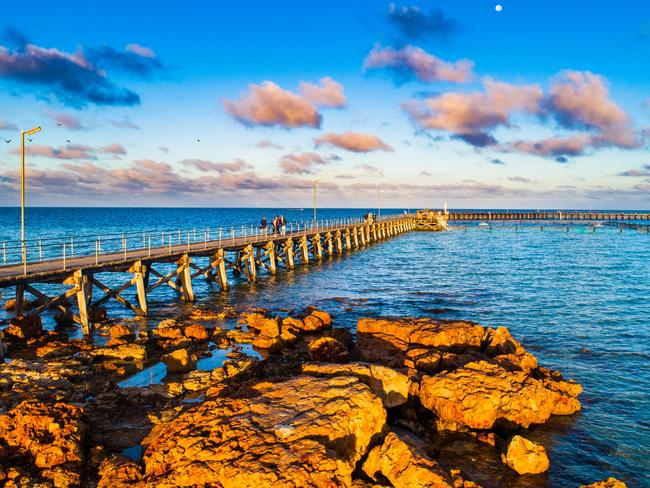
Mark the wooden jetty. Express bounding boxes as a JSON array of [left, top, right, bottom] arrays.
[[0, 217, 414, 334], [446, 211, 649, 221]]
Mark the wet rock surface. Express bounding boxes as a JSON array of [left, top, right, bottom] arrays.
[[0, 308, 611, 487]]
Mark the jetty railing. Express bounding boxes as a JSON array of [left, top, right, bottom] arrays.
[[0, 217, 389, 271]]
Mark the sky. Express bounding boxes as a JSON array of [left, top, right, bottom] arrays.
[[0, 0, 649, 209]]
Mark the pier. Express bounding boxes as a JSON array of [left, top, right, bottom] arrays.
[[446, 210, 650, 221], [0, 216, 414, 334]]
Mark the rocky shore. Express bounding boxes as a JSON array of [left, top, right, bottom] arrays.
[[0, 307, 627, 487]]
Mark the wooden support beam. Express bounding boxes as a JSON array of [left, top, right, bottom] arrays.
[[284, 238, 295, 269], [214, 248, 228, 290], [24, 283, 79, 319], [324, 232, 334, 256], [177, 253, 195, 301], [352, 227, 359, 248], [335, 230, 343, 254], [359, 226, 366, 246], [312, 233, 323, 260], [148, 266, 182, 293], [130, 260, 149, 315], [344, 229, 351, 251], [74, 270, 91, 335], [299, 236, 309, 264], [14, 284, 24, 317], [265, 241, 277, 274], [241, 244, 256, 282]]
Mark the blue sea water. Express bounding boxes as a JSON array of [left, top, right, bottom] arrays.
[[0, 207, 649, 486]]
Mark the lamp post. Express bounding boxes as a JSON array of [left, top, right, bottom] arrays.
[[21, 126, 41, 272], [313, 179, 319, 228], [377, 189, 383, 221]]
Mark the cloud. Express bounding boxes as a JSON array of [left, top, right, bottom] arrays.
[[617, 164, 650, 177], [224, 81, 322, 128], [101, 143, 127, 156], [182, 158, 253, 173], [0, 35, 141, 107], [0, 119, 17, 131], [19, 144, 96, 160], [364, 45, 473, 84], [49, 112, 85, 130], [403, 78, 543, 145], [15, 142, 126, 160], [490, 158, 506, 165], [355, 164, 384, 176], [509, 134, 592, 157], [419, 170, 432, 176], [299, 77, 346, 108], [314, 132, 393, 153], [387, 3, 460, 41], [158, 146, 170, 153], [256, 139, 283, 149], [107, 117, 141, 130], [86, 44, 164, 77], [507, 176, 534, 183], [278, 152, 329, 174]]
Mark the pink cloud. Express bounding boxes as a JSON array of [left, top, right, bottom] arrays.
[[0, 119, 18, 131], [403, 78, 543, 143], [255, 139, 283, 149], [101, 143, 127, 155], [50, 112, 84, 130], [278, 152, 329, 174], [126, 43, 156, 59], [182, 158, 253, 172], [314, 132, 393, 153], [299, 77, 346, 108], [364, 45, 474, 83], [19, 144, 96, 160], [509, 135, 592, 157], [224, 81, 322, 128]]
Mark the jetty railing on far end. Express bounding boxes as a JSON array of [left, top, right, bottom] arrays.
[[0, 214, 410, 277]]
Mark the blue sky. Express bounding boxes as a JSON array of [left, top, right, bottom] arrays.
[[1, 0, 649, 208]]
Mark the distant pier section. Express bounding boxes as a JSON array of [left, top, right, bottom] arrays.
[[446, 210, 649, 222]]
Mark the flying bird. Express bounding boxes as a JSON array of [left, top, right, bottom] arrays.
[[196, 139, 200, 142], [3, 139, 10, 143], [66, 140, 71, 143], [28, 138, 33, 142]]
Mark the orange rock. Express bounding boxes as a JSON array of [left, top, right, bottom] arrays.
[[4, 298, 33, 312], [580, 477, 628, 488], [420, 360, 580, 430], [183, 323, 209, 341], [307, 337, 348, 362], [362, 429, 453, 487], [308, 309, 332, 326], [301, 314, 327, 332], [161, 349, 196, 373], [501, 435, 549, 474], [140, 376, 386, 487], [252, 334, 282, 351], [97, 454, 143, 487], [302, 362, 411, 408], [109, 324, 134, 340], [0, 400, 85, 470]]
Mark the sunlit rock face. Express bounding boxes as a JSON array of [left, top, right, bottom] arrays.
[[355, 317, 581, 431], [139, 375, 387, 487]]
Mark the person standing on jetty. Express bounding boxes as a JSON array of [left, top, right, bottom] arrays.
[[273, 216, 281, 236], [259, 216, 268, 235], [280, 215, 287, 236]]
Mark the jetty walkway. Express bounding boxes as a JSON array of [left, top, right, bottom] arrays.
[[0, 216, 413, 333]]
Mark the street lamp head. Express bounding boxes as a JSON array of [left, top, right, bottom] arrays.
[[25, 126, 41, 136]]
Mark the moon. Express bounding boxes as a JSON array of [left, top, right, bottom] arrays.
[[495, 4, 503, 11]]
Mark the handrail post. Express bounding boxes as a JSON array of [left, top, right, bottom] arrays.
[[39, 239, 42, 261], [148, 236, 151, 257], [187, 232, 191, 252], [63, 242, 66, 271], [95, 238, 99, 265], [22, 239, 26, 275], [2, 241, 6, 265]]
